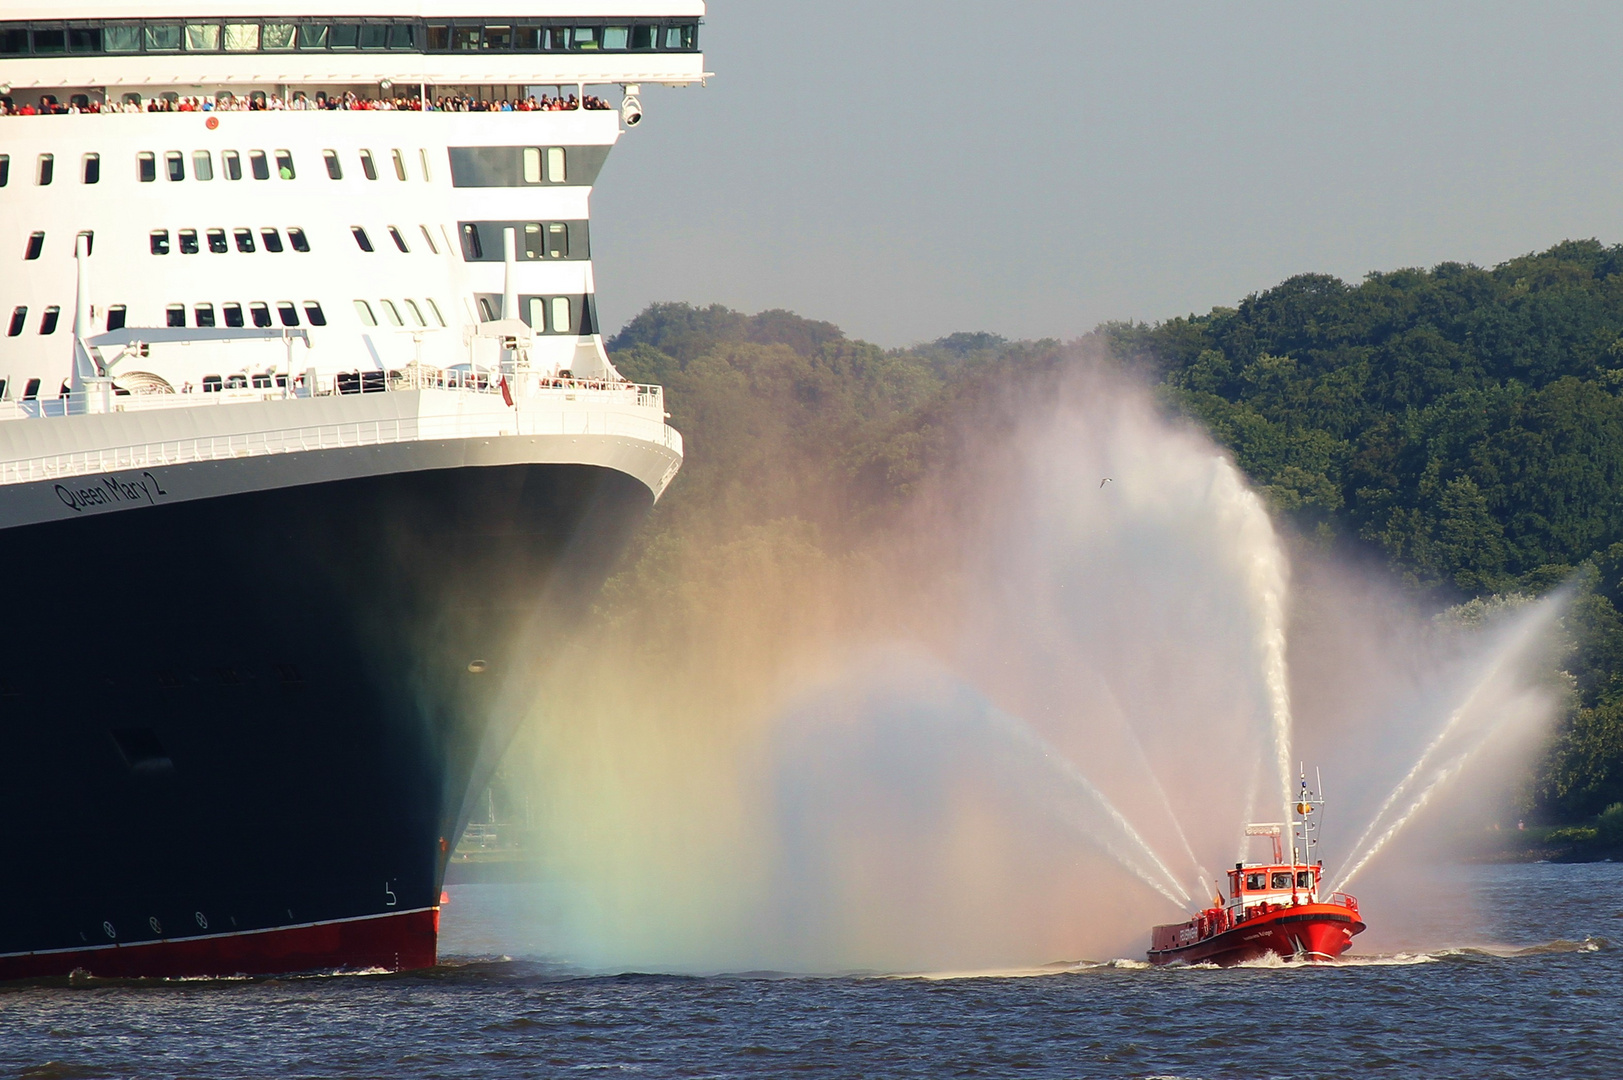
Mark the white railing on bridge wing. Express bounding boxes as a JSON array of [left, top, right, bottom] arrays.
[[0, 396, 677, 488], [0, 374, 665, 423]]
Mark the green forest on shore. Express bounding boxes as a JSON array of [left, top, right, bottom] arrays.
[[587, 239, 1623, 843]]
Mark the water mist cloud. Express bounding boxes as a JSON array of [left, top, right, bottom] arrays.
[[496, 351, 1570, 972]]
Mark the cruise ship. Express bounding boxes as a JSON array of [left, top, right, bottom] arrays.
[[0, 2, 701, 979]]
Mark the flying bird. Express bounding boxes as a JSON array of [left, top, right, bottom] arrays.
[[1099, 478, 1113, 488]]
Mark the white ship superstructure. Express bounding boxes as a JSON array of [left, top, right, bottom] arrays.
[[0, 2, 702, 980]]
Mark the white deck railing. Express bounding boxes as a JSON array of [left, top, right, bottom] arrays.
[[0, 377, 676, 488], [0, 372, 665, 423]]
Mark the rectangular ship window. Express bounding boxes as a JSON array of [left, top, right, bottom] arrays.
[[274, 151, 295, 179], [524, 224, 541, 259], [24, 232, 44, 261], [604, 27, 630, 50], [222, 150, 242, 180], [185, 23, 221, 51], [425, 24, 450, 51], [165, 151, 184, 181], [261, 229, 284, 253], [388, 226, 409, 253], [390, 24, 416, 50], [454, 27, 480, 50], [223, 303, 244, 327], [32, 29, 66, 54], [224, 23, 260, 51], [403, 299, 426, 327], [380, 300, 403, 327], [484, 26, 512, 50], [298, 24, 329, 50], [166, 304, 185, 328], [360, 150, 377, 180], [23, 378, 40, 399], [551, 296, 572, 334], [631, 25, 656, 50], [392, 149, 407, 181], [137, 152, 156, 182], [527, 297, 545, 331], [36, 154, 53, 186], [69, 27, 103, 52], [262, 23, 296, 50], [515, 26, 541, 51], [352, 227, 374, 252], [234, 228, 255, 253], [573, 27, 600, 50], [353, 300, 377, 326], [178, 229, 199, 254], [418, 148, 433, 182], [0, 155, 8, 186], [250, 151, 269, 180], [330, 23, 360, 50], [461, 224, 483, 260], [0, 29, 29, 55], [207, 228, 228, 253], [150, 230, 170, 255], [547, 147, 566, 183], [193, 151, 213, 181], [288, 228, 310, 253], [323, 150, 342, 179], [426, 298, 447, 327], [146, 24, 182, 51], [82, 153, 100, 184], [360, 24, 389, 50], [105, 25, 139, 52], [38, 307, 60, 335], [303, 302, 327, 326], [250, 302, 272, 328], [276, 302, 300, 327], [194, 303, 215, 327], [547, 223, 568, 259], [106, 305, 126, 331], [418, 225, 438, 254], [76, 230, 94, 256]]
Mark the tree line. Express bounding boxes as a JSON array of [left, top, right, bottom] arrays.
[[607, 241, 1623, 825]]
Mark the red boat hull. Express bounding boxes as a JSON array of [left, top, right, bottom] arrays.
[[0, 907, 437, 981], [1147, 904, 1364, 966]]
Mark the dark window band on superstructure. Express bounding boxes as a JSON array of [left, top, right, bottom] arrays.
[[448, 145, 608, 189], [474, 292, 598, 335], [0, 17, 699, 57], [458, 220, 589, 262]]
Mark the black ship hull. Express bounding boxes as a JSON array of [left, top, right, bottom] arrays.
[[0, 459, 651, 978]]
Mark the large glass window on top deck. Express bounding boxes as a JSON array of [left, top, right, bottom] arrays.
[[0, 17, 697, 56]]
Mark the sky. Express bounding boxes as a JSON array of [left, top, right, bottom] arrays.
[[589, 0, 1623, 347]]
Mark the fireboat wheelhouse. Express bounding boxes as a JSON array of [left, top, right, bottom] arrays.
[[1147, 777, 1365, 966]]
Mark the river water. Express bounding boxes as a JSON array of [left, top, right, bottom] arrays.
[[3, 862, 1618, 1079]]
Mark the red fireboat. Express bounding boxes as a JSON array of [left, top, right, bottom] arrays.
[[1147, 777, 1365, 966]]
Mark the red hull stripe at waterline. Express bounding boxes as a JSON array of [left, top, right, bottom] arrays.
[[0, 908, 438, 981], [1148, 905, 1364, 966]]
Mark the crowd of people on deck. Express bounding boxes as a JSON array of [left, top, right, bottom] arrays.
[[1, 91, 614, 115]]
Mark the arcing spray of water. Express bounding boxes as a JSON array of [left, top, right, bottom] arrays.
[[1327, 595, 1567, 893]]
